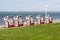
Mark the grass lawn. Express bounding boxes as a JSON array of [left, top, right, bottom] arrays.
[[0, 23, 60, 40]]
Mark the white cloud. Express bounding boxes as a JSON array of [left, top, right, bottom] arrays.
[[0, 0, 60, 11]]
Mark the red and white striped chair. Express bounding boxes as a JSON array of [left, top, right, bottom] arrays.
[[4, 16, 14, 28], [13, 16, 23, 27]]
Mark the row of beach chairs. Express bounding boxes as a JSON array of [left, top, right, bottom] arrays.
[[3, 15, 53, 28]]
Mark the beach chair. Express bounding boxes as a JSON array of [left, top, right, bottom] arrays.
[[26, 15, 31, 26], [4, 16, 14, 28], [48, 16, 53, 23], [46, 15, 53, 23], [36, 15, 41, 24], [30, 16, 34, 25], [13, 16, 23, 27], [40, 17, 45, 24]]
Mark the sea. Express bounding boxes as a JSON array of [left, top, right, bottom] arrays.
[[0, 12, 60, 25]]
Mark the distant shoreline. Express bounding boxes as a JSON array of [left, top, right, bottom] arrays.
[[0, 12, 60, 14], [53, 19, 60, 23]]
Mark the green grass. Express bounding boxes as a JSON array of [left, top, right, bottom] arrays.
[[0, 23, 60, 40]]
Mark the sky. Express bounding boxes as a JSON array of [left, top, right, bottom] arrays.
[[0, 0, 60, 12]]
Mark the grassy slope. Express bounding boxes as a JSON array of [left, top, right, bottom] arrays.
[[0, 23, 60, 40]]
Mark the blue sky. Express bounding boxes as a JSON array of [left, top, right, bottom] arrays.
[[0, 0, 60, 12]]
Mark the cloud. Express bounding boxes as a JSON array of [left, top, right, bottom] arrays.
[[0, 0, 60, 11]]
